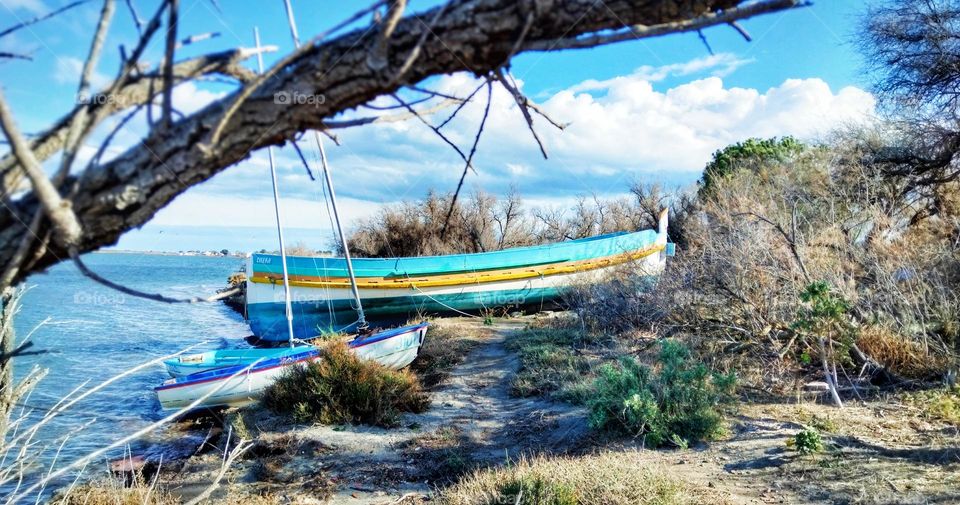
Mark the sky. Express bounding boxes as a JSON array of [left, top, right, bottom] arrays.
[[0, 0, 878, 252]]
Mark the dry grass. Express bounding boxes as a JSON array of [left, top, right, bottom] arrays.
[[857, 325, 950, 380], [436, 451, 722, 505], [54, 474, 175, 505], [262, 342, 429, 427], [904, 388, 960, 426], [410, 321, 487, 388]]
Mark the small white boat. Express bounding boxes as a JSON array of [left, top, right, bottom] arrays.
[[154, 322, 428, 411]]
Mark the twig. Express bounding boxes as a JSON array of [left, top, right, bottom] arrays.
[[436, 81, 486, 129], [729, 20, 752, 42], [161, 0, 179, 129], [291, 140, 316, 181], [368, 0, 407, 71], [524, 0, 809, 51], [494, 68, 548, 158], [393, 1, 447, 82], [0, 0, 91, 39], [407, 85, 465, 101], [0, 90, 83, 247], [59, 0, 115, 177], [390, 93, 470, 165], [0, 52, 31, 61], [205, 0, 386, 150], [70, 252, 240, 304], [183, 431, 252, 505], [697, 29, 714, 55], [124, 0, 143, 35], [442, 79, 492, 239], [325, 97, 459, 129]]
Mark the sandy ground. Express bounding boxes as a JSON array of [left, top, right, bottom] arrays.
[[155, 318, 960, 504]]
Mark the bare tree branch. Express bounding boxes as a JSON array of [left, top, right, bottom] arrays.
[[523, 0, 809, 51], [0, 90, 83, 248], [0, 0, 92, 39], [442, 79, 493, 239], [494, 68, 549, 158], [0, 47, 269, 194], [161, 0, 179, 129], [0, 0, 799, 289]]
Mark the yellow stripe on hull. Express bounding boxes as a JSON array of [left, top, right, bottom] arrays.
[[249, 245, 664, 290]]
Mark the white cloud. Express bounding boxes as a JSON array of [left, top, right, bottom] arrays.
[[570, 53, 753, 94], [121, 55, 877, 241], [53, 57, 109, 90]]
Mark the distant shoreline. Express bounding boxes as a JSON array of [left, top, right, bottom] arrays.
[[94, 249, 249, 258]]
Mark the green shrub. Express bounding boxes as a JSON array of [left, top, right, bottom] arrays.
[[262, 342, 430, 427], [588, 340, 736, 446], [700, 136, 805, 196], [497, 476, 578, 505], [793, 427, 824, 455], [507, 328, 596, 403]]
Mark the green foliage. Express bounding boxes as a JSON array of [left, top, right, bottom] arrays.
[[906, 387, 960, 425], [587, 340, 736, 446], [793, 281, 857, 363], [497, 476, 578, 505], [700, 136, 805, 195], [507, 328, 596, 403], [262, 342, 430, 427], [793, 427, 824, 455]]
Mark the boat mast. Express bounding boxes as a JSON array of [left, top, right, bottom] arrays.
[[255, 27, 296, 347], [281, 0, 367, 330]]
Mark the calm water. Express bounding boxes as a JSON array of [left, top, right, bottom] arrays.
[[6, 253, 249, 498]]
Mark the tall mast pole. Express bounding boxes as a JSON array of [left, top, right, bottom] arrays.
[[281, 0, 367, 329], [255, 26, 296, 347]]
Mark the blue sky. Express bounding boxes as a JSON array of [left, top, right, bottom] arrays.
[[0, 0, 876, 252]]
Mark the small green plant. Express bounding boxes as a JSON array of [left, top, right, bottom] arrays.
[[905, 387, 960, 425], [669, 433, 689, 450], [507, 328, 595, 403], [587, 340, 736, 447], [793, 281, 856, 407], [263, 342, 430, 427], [497, 476, 578, 505], [793, 427, 824, 455]]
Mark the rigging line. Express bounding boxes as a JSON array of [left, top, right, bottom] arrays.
[[314, 147, 342, 324], [409, 284, 481, 319]]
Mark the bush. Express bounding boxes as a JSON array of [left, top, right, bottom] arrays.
[[506, 328, 596, 403], [438, 451, 705, 505], [588, 340, 735, 446], [793, 427, 824, 455], [262, 342, 429, 427]]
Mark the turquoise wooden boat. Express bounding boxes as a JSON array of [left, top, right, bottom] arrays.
[[246, 211, 673, 342]]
